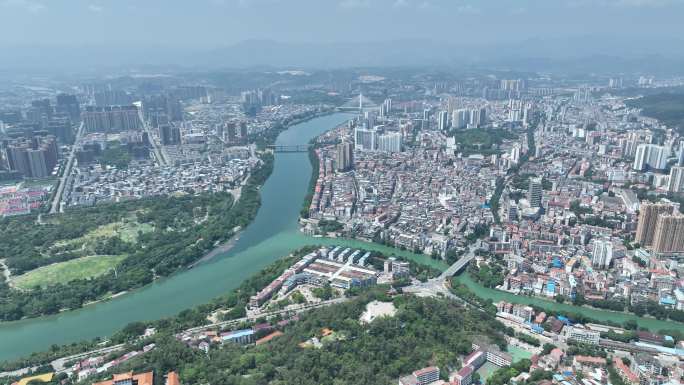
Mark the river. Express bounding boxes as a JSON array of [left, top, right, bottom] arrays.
[[454, 273, 683, 332], [0, 112, 443, 362], [1, 112, 682, 362]]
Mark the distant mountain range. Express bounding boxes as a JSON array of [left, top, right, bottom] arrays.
[[2, 36, 683, 73]]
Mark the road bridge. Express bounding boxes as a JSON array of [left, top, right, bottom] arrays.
[[438, 245, 479, 280], [267, 144, 312, 153]]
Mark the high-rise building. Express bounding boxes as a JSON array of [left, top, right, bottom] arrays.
[[633, 144, 668, 171], [159, 124, 181, 145], [592, 239, 613, 269], [452, 109, 469, 129], [46, 118, 74, 144], [239, 122, 248, 138], [380, 98, 392, 117], [335, 142, 353, 172], [528, 177, 543, 208], [422, 109, 430, 130], [94, 90, 132, 107], [500, 79, 525, 91], [3, 136, 58, 178], [0, 110, 22, 124], [469, 107, 487, 128], [83, 106, 141, 133], [225, 122, 237, 142], [438, 110, 449, 131], [608, 77, 624, 89], [377, 132, 402, 152], [354, 127, 377, 151], [364, 111, 376, 130], [29, 99, 53, 122], [668, 166, 684, 193], [510, 144, 521, 164], [635, 202, 675, 247], [56, 94, 81, 121], [652, 214, 684, 254], [142, 95, 183, 125]]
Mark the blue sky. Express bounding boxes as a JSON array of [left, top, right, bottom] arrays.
[[1, 0, 683, 47]]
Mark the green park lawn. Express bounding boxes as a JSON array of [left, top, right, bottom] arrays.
[[55, 218, 153, 248], [12, 254, 127, 290]]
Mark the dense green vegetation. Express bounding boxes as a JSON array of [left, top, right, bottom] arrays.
[[489, 177, 505, 224], [249, 109, 333, 150], [450, 128, 517, 155], [0, 154, 274, 321], [317, 219, 344, 234], [515, 332, 540, 347], [486, 359, 532, 385], [569, 293, 684, 323], [510, 173, 552, 191], [626, 93, 684, 133], [467, 258, 505, 288], [99, 144, 133, 169], [78, 293, 509, 385], [0, 245, 443, 374], [0, 246, 308, 373], [300, 146, 319, 218]]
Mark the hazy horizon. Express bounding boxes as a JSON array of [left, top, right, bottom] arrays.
[[1, 0, 684, 70]]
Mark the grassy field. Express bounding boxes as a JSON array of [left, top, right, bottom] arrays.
[[12, 255, 127, 289], [55, 218, 154, 248]]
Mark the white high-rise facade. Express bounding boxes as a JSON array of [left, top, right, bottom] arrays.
[[377, 132, 403, 152], [354, 127, 377, 151], [592, 239, 613, 269], [438, 110, 449, 131], [452, 109, 469, 129], [668, 166, 684, 193], [633, 144, 668, 171]]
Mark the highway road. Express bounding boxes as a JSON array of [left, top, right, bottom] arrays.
[[138, 110, 168, 167], [49, 121, 84, 214], [405, 243, 480, 301]]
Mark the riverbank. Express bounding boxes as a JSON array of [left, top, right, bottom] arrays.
[[453, 272, 684, 332], [0, 112, 358, 362], [187, 226, 242, 269]]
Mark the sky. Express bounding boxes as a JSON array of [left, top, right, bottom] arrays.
[[1, 0, 683, 48]]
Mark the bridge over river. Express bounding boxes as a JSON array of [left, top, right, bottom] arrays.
[[267, 144, 311, 153]]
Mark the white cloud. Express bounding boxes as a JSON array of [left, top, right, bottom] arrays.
[[455, 4, 480, 14], [0, 0, 46, 13], [510, 6, 527, 15], [568, 0, 683, 7], [88, 4, 104, 13], [391, 0, 437, 9], [339, 0, 371, 9]]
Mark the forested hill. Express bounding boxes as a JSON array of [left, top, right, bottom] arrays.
[[77, 291, 511, 385], [626, 92, 684, 134]]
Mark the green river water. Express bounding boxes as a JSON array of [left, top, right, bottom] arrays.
[[0, 112, 681, 362]]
